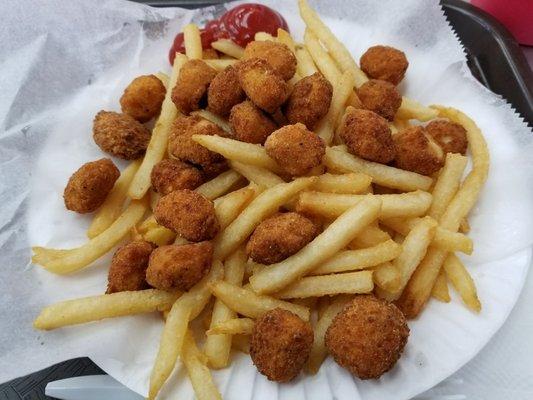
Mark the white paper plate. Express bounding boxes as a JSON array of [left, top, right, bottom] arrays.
[[25, 0, 533, 399]]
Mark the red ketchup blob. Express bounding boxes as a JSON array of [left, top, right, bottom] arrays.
[[169, 3, 289, 65]]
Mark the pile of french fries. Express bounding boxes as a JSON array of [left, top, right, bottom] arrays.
[[32, 0, 489, 398]]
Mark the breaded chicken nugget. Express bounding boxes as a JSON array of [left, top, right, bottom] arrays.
[[339, 108, 395, 164], [120, 75, 166, 123], [150, 159, 203, 195], [284, 72, 333, 129], [64, 158, 119, 214], [167, 114, 227, 173], [394, 126, 444, 175], [154, 189, 219, 241], [236, 58, 289, 113], [357, 79, 401, 121], [229, 100, 277, 144], [93, 111, 151, 160], [265, 123, 325, 176], [325, 295, 409, 379], [106, 240, 155, 294], [360, 45, 409, 86], [425, 119, 468, 155], [246, 212, 319, 265], [250, 308, 313, 382], [146, 242, 213, 291], [171, 59, 217, 114], [243, 40, 297, 81], [207, 66, 246, 117]]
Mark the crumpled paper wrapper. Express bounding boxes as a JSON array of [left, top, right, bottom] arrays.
[[1, 0, 532, 399]]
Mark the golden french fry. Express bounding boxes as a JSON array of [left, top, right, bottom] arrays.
[[295, 45, 318, 77], [128, 54, 186, 199], [155, 72, 170, 88], [431, 269, 450, 303], [276, 271, 373, 298], [349, 224, 391, 248], [191, 109, 232, 133], [298, 0, 366, 87], [310, 239, 400, 275], [214, 185, 259, 230], [205, 59, 237, 70], [182, 332, 223, 400], [250, 196, 381, 294], [88, 160, 142, 238], [143, 226, 176, 246], [32, 198, 149, 274], [254, 31, 275, 41], [207, 317, 254, 336], [428, 153, 468, 221], [232, 334, 250, 354], [211, 39, 244, 59], [303, 29, 341, 85], [33, 289, 179, 330], [183, 23, 203, 59], [307, 295, 350, 374], [205, 248, 247, 369], [148, 261, 223, 400], [213, 177, 316, 261], [312, 172, 371, 194], [381, 217, 473, 254], [209, 281, 310, 321], [444, 254, 481, 312], [316, 70, 355, 144], [373, 262, 401, 292], [195, 169, 243, 200], [230, 161, 285, 188], [192, 134, 283, 173], [380, 217, 437, 300], [276, 28, 296, 53], [324, 146, 433, 191], [297, 190, 432, 219], [459, 217, 471, 233], [396, 97, 439, 121]]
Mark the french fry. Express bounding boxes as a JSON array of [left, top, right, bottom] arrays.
[[191, 109, 232, 133], [312, 172, 371, 194], [128, 54, 186, 199], [155, 72, 170, 88], [207, 317, 255, 335], [213, 177, 316, 261], [211, 39, 244, 59], [276, 271, 373, 298], [373, 262, 401, 292], [143, 226, 176, 246], [315, 70, 355, 144], [214, 185, 258, 230], [380, 217, 437, 300], [396, 97, 439, 121], [33, 289, 179, 330], [277, 28, 297, 53], [303, 29, 341, 85], [192, 134, 283, 173], [295, 45, 318, 77], [324, 146, 433, 191], [459, 217, 471, 233], [428, 153, 468, 221], [232, 334, 250, 354], [32, 198, 149, 274], [254, 31, 275, 41], [148, 261, 223, 400], [307, 295, 350, 374], [298, 0, 367, 87], [431, 269, 450, 302], [382, 217, 473, 254], [195, 169, 243, 200], [205, 248, 247, 369], [443, 254, 481, 312], [349, 224, 391, 248], [87, 160, 142, 238], [310, 239, 400, 275], [182, 332, 223, 400], [250, 196, 381, 294], [297, 190, 432, 219], [183, 23, 203, 59], [209, 281, 310, 320], [205, 59, 237, 70], [230, 161, 285, 188]]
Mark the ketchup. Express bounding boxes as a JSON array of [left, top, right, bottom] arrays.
[[169, 3, 289, 64]]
